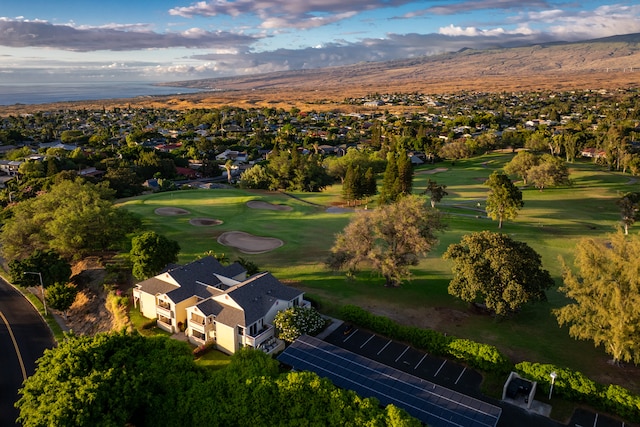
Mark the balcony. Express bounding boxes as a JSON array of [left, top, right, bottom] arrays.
[[244, 324, 274, 348], [189, 318, 215, 335], [156, 302, 172, 318]]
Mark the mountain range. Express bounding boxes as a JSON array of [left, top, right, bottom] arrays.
[[162, 32, 640, 100]]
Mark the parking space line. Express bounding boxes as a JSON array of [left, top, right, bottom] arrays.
[[395, 346, 410, 362], [360, 334, 375, 349], [415, 354, 427, 370], [434, 360, 447, 377], [455, 367, 466, 384], [343, 329, 358, 342], [593, 413, 597, 427], [377, 340, 392, 355]]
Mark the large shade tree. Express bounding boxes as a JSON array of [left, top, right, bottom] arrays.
[[0, 178, 140, 261], [130, 231, 181, 280], [484, 171, 523, 228], [554, 232, 640, 365], [16, 331, 202, 427], [443, 231, 554, 316], [327, 195, 444, 287]]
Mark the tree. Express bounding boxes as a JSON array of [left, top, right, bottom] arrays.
[[616, 192, 640, 235], [46, 282, 78, 318], [526, 154, 570, 191], [327, 195, 444, 287], [15, 331, 201, 427], [554, 232, 640, 365], [1, 179, 141, 261], [443, 231, 554, 316], [224, 159, 234, 184], [274, 306, 325, 342], [378, 151, 413, 205], [423, 178, 448, 208], [9, 249, 72, 289], [484, 171, 523, 228], [504, 151, 538, 185], [130, 231, 180, 279]]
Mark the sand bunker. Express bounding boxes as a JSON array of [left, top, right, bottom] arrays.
[[155, 207, 190, 216], [247, 200, 293, 211], [189, 218, 223, 226], [217, 231, 284, 254]]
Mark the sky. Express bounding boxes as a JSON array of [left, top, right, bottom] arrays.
[[1, 0, 639, 84]]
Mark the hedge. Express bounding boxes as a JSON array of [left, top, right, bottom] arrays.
[[516, 361, 640, 422]]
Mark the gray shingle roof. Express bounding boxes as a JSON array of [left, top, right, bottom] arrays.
[[135, 277, 179, 295], [226, 272, 303, 326], [162, 256, 246, 303]]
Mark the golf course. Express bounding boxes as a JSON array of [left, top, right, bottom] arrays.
[[118, 152, 639, 394]]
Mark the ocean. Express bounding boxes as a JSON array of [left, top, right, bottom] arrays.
[[0, 82, 205, 106]]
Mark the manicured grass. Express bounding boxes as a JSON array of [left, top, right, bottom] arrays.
[[194, 350, 232, 371], [118, 155, 640, 393]]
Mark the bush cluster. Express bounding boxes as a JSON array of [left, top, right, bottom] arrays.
[[516, 362, 640, 421], [340, 304, 640, 422]]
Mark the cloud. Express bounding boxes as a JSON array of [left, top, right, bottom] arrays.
[[169, 0, 412, 30], [0, 18, 256, 51], [402, 0, 551, 18], [527, 4, 640, 40]]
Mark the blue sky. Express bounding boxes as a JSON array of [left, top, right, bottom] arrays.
[[1, 0, 639, 83]]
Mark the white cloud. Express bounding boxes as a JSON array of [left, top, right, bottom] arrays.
[[0, 19, 256, 51]]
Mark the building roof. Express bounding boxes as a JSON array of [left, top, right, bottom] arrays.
[[135, 276, 179, 295], [163, 257, 245, 303], [226, 272, 303, 326]]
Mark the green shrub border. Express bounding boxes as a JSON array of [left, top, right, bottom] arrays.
[[339, 304, 640, 422]]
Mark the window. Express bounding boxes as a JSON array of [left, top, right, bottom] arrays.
[[237, 326, 244, 335]]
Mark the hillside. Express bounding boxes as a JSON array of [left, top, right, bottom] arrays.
[[2, 33, 640, 115]]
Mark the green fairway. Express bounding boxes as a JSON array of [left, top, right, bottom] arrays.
[[118, 154, 640, 392]]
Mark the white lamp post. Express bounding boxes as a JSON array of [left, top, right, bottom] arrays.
[[24, 271, 46, 316], [548, 371, 557, 400]]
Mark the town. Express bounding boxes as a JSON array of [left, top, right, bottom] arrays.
[[2, 87, 640, 427]]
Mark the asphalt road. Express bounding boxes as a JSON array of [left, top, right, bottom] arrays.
[[0, 278, 55, 427]]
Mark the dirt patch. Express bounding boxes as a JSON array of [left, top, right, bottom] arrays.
[[154, 207, 190, 216], [217, 231, 284, 254], [65, 257, 113, 335], [189, 217, 223, 226], [247, 200, 293, 211]]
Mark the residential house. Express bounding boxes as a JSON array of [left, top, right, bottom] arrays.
[[133, 256, 308, 354]]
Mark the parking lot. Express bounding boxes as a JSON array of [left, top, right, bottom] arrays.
[[323, 324, 635, 427], [325, 324, 483, 397]]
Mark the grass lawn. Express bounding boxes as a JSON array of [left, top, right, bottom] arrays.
[[118, 153, 640, 393]]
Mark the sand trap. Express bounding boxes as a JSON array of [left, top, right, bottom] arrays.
[[217, 231, 284, 254], [155, 207, 190, 216], [189, 218, 223, 226], [247, 200, 293, 211], [416, 167, 448, 175]]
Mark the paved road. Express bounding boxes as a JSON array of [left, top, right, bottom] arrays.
[[0, 279, 55, 426]]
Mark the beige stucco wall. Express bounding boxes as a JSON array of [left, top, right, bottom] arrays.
[[215, 322, 238, 354], [174, 296, 198, 328], [137, 291, 158, 319]]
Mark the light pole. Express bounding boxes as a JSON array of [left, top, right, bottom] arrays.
[[24, 271, 46, 316], [548, 371, 557, 400]]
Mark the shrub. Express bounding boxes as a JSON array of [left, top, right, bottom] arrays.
[[447, 339, 511, 373], [274, 306, 326, 342]]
